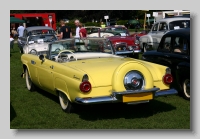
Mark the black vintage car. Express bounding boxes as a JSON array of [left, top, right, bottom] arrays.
[[142, 28, 190, 100]]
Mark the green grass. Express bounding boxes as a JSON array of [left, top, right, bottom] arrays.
[[10, 44, 190, 129]]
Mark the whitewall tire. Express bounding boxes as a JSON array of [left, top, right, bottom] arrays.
[[182, 79, 190, 100], [59, 92, 73, 113], [25, 68, 35, 91]]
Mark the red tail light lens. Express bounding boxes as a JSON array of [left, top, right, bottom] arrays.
[[163, 74, 173, 84], [80, 81, 91, 93]]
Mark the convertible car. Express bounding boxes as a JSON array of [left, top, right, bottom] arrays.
[[21, 37, 177, 113]]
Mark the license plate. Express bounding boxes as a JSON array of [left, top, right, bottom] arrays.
[[123, 92, 153, 103]]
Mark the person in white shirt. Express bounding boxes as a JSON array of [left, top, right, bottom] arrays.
[[74, 19, 80, 38], [17, 23, 25, 37]]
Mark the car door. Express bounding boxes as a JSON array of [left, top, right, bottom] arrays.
[[151, 22, 168, 49], [156, 36, 189, 75], [37, 59, 55, 92], [148, 23, 159, 46]]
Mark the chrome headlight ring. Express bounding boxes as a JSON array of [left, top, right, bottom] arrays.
[[135, 40, 139, 45], [29, 49, 37, 55], [124, 70, 145, 90]]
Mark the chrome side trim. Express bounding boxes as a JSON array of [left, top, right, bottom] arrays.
[[154, 88, 178, 97], [75, 96, 119, 104], [134, 50, 141, 53]]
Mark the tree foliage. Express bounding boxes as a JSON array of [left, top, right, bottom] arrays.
[[10, 10, 153, 22]]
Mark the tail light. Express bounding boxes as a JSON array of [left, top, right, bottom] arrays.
[[163, 74, 173, 84], [163, 68, 173, 85], [80, 81, 91, 93], [80, 74, 91, 93]]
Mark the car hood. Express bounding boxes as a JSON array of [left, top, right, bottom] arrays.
[[27, 43, 49, 51], [63, 57, 164, 87], [108, 36, 134, 45]]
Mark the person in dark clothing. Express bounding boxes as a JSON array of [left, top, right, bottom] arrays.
[[60, 20, 72, 39]]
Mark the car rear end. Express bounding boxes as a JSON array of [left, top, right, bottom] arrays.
[[65, 58, 177, 105]]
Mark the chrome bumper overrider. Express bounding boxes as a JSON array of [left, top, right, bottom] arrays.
[[75, 88, 178, 104]]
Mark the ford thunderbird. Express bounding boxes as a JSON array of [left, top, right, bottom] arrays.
[[21, 37, 178, 113]]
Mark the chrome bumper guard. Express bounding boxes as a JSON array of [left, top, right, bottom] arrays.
[[75, 88, 178, 105]]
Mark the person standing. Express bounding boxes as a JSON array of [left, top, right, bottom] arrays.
[[60, 20, 72, 39], [17, 23, 25, 37], [101, 22, 106, 28], [10, 34, 14, 42], [74, 19, 80, 38], [78, 23, 87, 38]]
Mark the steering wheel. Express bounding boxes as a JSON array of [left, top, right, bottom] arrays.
[[54, 50, 77, 62], [54, 48, 61, 53]]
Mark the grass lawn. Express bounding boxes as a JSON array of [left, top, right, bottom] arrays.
[[10, 44, 190, 129]]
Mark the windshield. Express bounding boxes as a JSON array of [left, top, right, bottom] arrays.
[[49, 38, 113, 55], [100, 27, 129, 36], [28, 34, 57, 43]]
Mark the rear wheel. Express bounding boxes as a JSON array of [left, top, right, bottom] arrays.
[[182, 78, 190, 100], [59, 91, 73, 113], [25, 68, 35, 91]]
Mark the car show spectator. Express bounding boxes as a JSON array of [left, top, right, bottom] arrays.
[[59, 20, 72, 39], [17, 23, 25, 37], [11, 28, 18, 39], [101, 22, 106, 28], [74, 19, 80, 38], [78, 23, 87, 38], [10, 34, 14, 42]]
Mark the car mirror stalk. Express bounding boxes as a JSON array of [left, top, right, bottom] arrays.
[[39, 55, 45, 62]]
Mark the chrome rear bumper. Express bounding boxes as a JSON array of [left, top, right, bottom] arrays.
[[75, 88, 178, 105]]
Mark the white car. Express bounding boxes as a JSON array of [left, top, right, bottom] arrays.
[[18, 26, 58, 55], [84, 26, 115, 38], [139, 17, 190, 52]]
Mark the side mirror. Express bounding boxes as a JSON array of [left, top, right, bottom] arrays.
[[39, 55, 45, 62]]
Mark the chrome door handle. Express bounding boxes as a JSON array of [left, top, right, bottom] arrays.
[[50, 65, 54, 69]]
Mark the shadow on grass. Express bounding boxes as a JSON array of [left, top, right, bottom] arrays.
[[75, 99, 176, 120], [35, 87, 177, 120], [10, 102, 17, 122]]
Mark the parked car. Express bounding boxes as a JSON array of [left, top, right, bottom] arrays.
[[21, 37, 177, 113], [142, 28, 190, 100], [139, 17, 190, 52], [18, 26, 58, 54], [125, 19, 141, 29], [87, 26, 129, 37], [88, 26, 140, 58], [84, 26, 101, 35], [107, 36, 137, 58]]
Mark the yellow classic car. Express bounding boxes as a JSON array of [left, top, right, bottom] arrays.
[[21, 37, 177, 113]]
